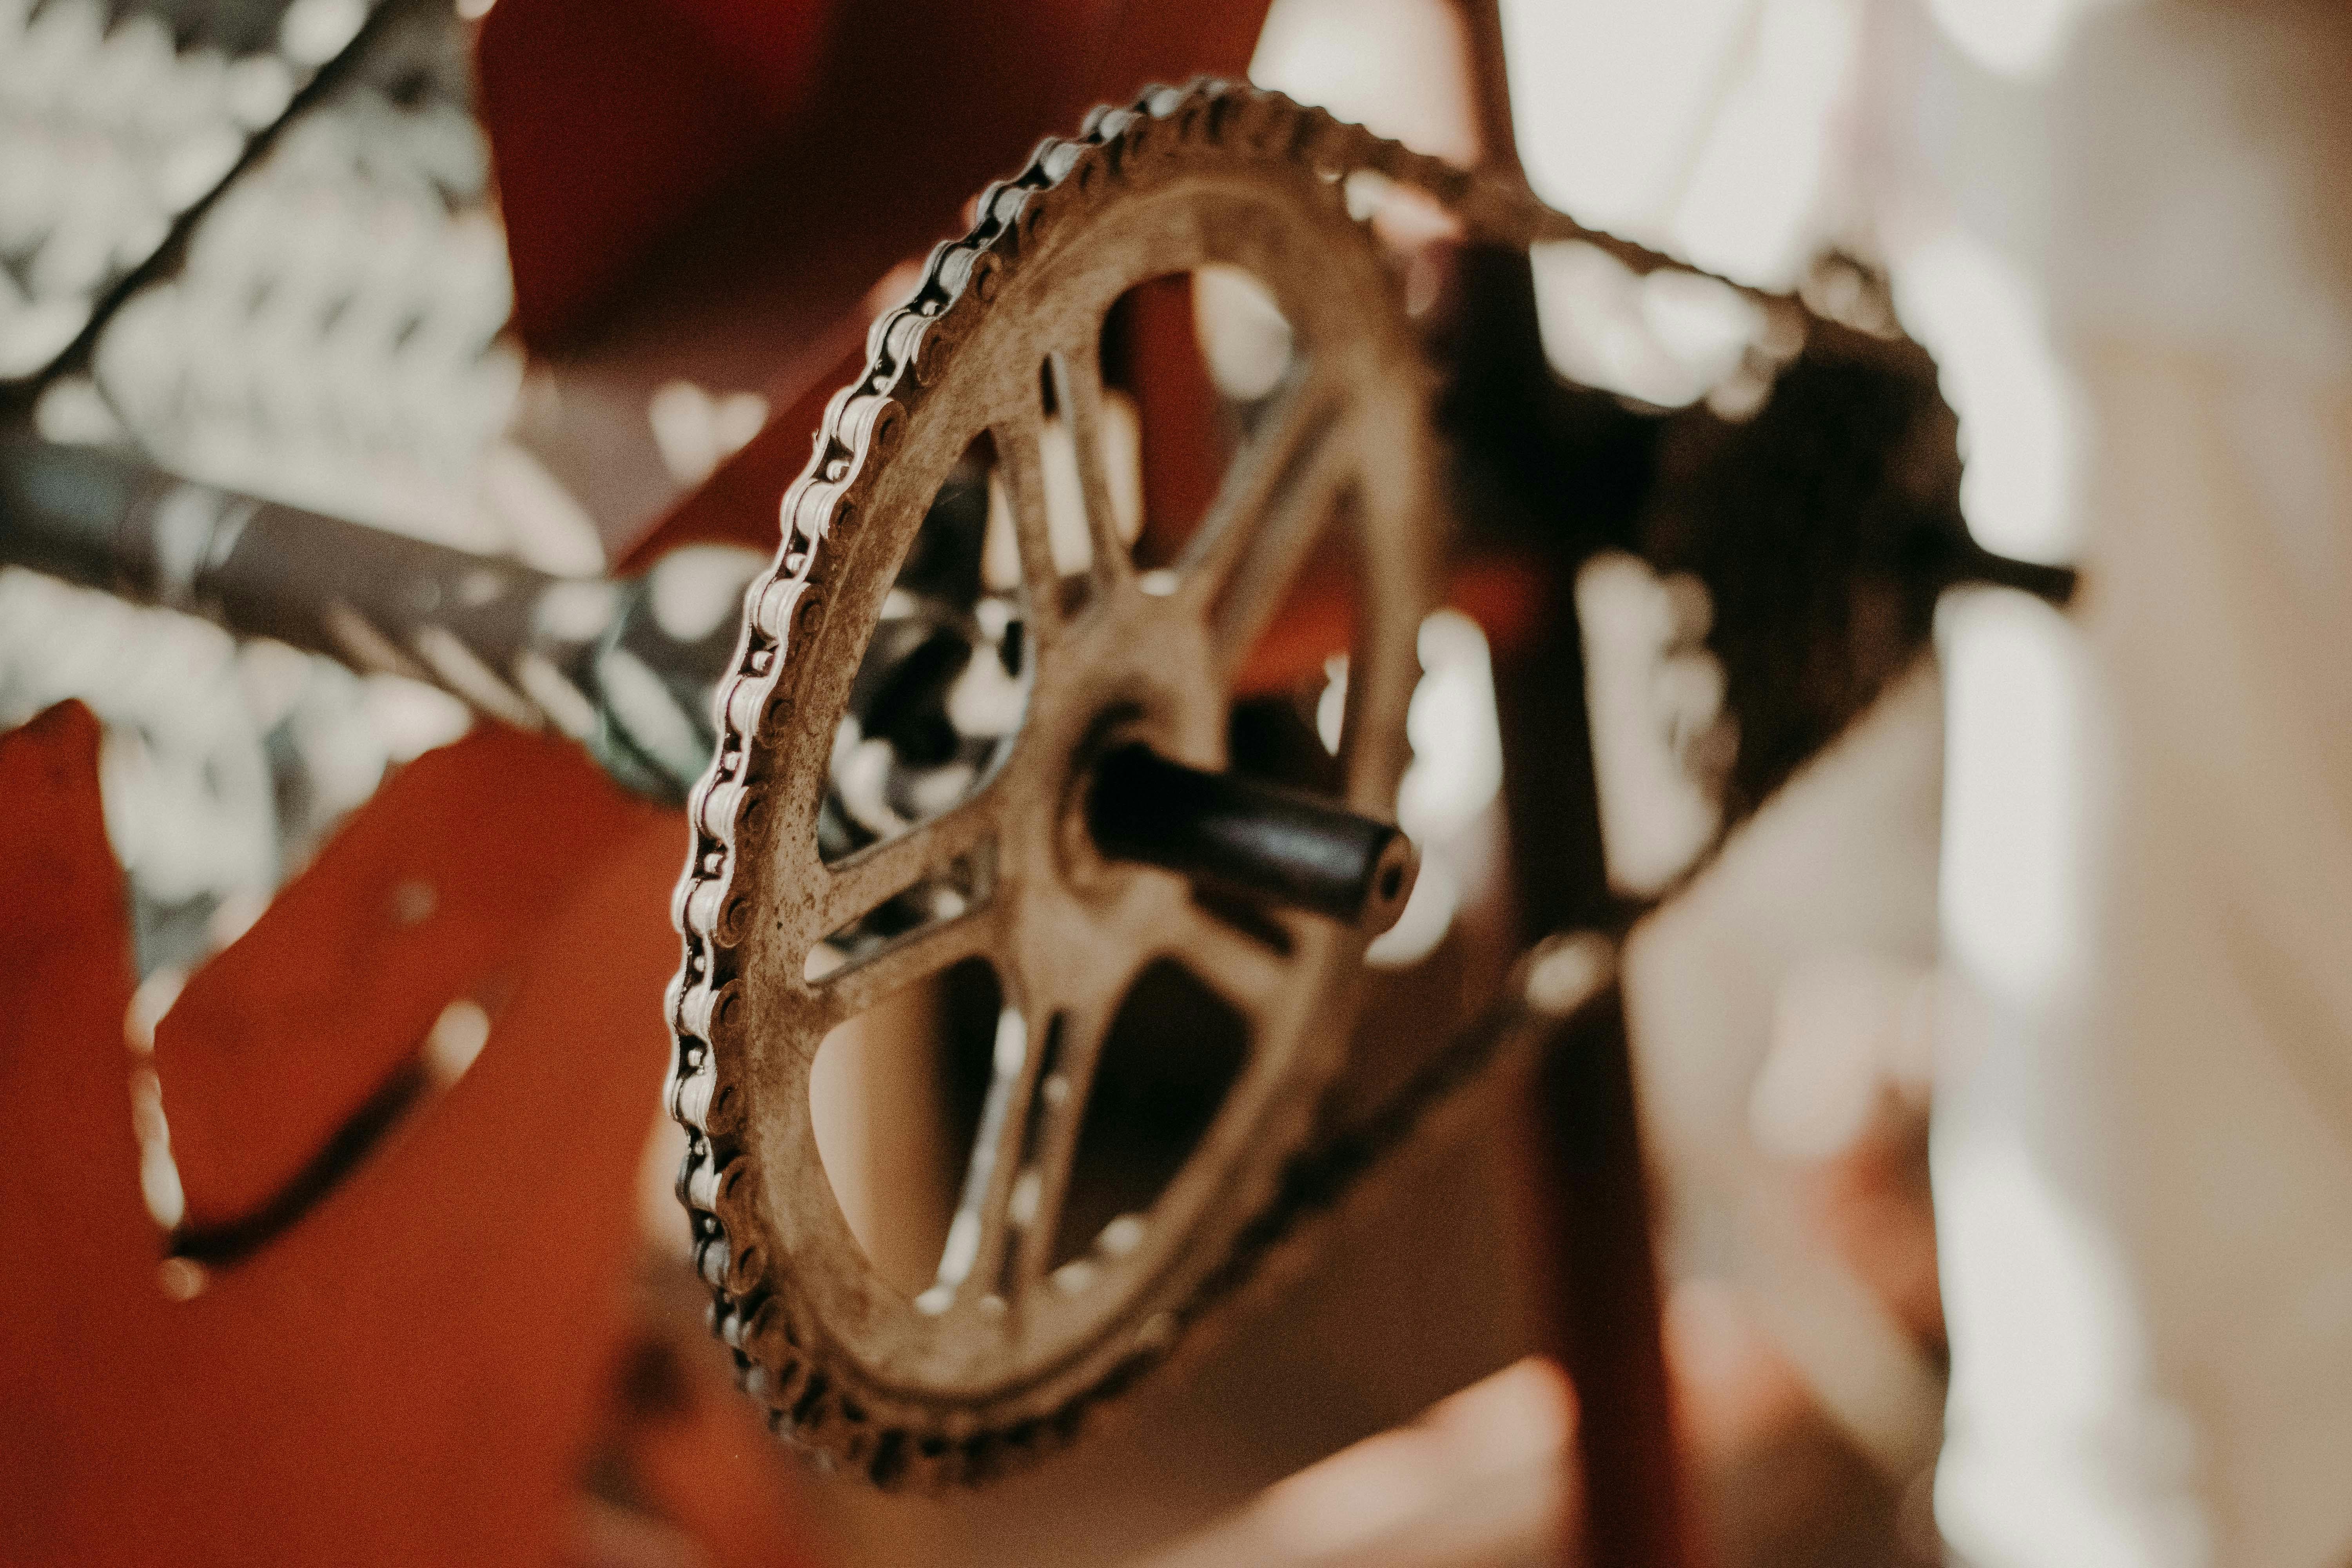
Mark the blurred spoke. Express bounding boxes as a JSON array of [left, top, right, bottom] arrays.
[[1051, 346, 1135, 592], [1179, 371, 1348, 617]]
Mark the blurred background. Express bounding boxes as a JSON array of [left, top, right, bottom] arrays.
[[2, 0, 2347, 1565]]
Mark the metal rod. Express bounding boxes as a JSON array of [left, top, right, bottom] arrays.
[[1085, 741, 1419, 933], [0, 437, 743, 803], [1485, 464, 1694, 1568], [0, 438, 592, 686]]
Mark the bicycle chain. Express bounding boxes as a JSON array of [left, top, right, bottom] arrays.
[[665, 77, 1854, 1489]]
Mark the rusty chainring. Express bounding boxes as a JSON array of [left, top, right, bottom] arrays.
[[667, 78, 1856, 1488]]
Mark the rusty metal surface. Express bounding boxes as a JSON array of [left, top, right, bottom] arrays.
[[669, 80, 1438, 1486]]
